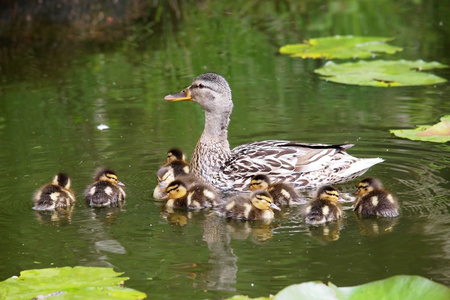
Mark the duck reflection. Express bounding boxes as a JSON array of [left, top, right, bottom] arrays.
[[305, 220, 343, 242], [354, 213, 398, 236], [75, 207, 126, 268], [33, 206, 74, 225]]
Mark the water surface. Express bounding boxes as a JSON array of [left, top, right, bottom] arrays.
[[0, 1, 449, 299]]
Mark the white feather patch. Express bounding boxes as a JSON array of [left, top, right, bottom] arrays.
[[387, 194, 394, 204], [105, 186, 113, 196], [203, 189, 215, 199], [371, 196, 379, 206], [89, 187, 96, 195], [281, 189, 290, 200], [322, 205, 330, 216], [50, 192, 60, 201]]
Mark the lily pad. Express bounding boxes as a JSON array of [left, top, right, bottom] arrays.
[[224, 275, 450, 300], [314, 60, 448, 87], [279, 36, 402, 59], [273, 275, 449, 300], [0, 266, 147, 299], [390, 115, 450, 143]]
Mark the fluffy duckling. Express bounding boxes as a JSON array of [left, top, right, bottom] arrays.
[[153, 160, 195, 199], [33, 173, 75, 211], [249, 174, 305, 206], [84, 168, 126, 207], [165, 179, 220, 209], [303, 186, 343, 225], [220, 190, 281, 221], [354, 178, 399, 217], [165, 148, 187, 163]]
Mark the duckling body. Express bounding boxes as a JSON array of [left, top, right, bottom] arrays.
[[165, 179, 220, 209], [220, 190, 281, 221], [250, 174, 305, 206], [303, 186, 343, 225], [85, 168, 126, 207], [33, 173, 75, 211], [165, 73, 383, 192], [354, 178, 399, 217], [153, 160, 196, 199]]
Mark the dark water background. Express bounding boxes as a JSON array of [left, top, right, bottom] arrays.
[[0, 1, 449, 299]]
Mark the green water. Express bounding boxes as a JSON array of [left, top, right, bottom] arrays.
[[0, 1, 449, 299]]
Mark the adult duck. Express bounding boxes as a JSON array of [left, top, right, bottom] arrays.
[[165, 73, 383, 192]]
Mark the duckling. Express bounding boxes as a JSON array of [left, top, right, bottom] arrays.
[[220, 190, 281, 221], [303, 186, 343, 225], [249, 174, 305, 206], [153, 160, 196, 199], [84, 168, 126, 207], [33, 173, 75, 211], [165, 179, 220, 209], [354, 177, 399, 217], [165, 148, 187, 163]]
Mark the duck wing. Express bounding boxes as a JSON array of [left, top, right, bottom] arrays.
[[216, 140, 382, 191]]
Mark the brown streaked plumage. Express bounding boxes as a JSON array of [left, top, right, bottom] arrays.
[[220, 190, 281, 221], [165, 73, 383, 192], [303, 186, 343, 225], [33, 173, 75, 211], [84, 168, 126, 207], [249, 174, 306, 206], [354, 177, 399, 217]]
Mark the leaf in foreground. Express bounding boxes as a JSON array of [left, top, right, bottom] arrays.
[[279, 36, 402, 59], [0, 266, 147, 300], [224, 275, 450, 300], [390, 115, 450, 143], [315, 60, 448, 87]]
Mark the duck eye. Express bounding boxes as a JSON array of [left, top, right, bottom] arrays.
[[198, 83, 204, 89]]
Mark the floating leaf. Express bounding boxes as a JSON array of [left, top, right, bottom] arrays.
[[390, 115, 450, 143], [270, 276, 450, 300], [0, 266, 147, 300], [314, 60, 448, 87], [280, 36, 402, 59]]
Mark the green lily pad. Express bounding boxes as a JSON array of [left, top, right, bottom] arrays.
[[390, 115, 450, 143], [0, 266, 147, 299], [224, 275, 450, 300], [272, 275, 449, 300], [314, 60, 448, 87], [280, 36, 402, 59]]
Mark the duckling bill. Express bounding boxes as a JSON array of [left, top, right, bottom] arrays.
[[33, 173, 75, 211], [85, 168, 126, 207], [354, 177, 399, 217]]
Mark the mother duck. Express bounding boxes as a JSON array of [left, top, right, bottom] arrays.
[[165, 73, 383, 192]]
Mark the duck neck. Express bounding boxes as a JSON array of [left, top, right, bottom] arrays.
[[191, 109, 232, 183]]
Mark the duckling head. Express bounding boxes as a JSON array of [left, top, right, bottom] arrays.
[[166, 148, 186, 163], [249, 174, 271, 191], [95, 168, 125, 187], [165, 180, 188, 200], [53, 173, 71, 189], [316, 185, 340, 202], [251, 190, 281, 211], [354, 177, 383, 196], [157, 161, 190, 189]]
